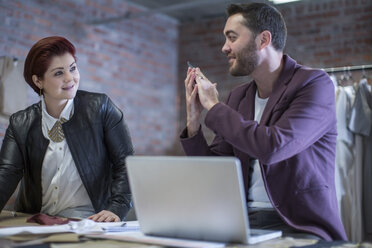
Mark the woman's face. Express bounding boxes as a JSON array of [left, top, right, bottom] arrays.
[[35, 53, 80, 105]]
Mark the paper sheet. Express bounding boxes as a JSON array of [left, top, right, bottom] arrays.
[[0, 220, 139, 237], [0, 224, 72, 237]]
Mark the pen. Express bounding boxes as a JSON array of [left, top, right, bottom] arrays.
[[187, 61, 194, 68], [103, 222, 127, 232]]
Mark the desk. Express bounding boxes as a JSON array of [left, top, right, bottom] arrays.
[[0, 211, 363, 248]]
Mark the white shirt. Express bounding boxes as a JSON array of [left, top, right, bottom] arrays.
[[40, 98, 95, 218], [248, 90, 273, 209]]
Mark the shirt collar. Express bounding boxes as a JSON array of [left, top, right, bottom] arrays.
[[41, 98, 74, 130], [255, 90, 269, 103]]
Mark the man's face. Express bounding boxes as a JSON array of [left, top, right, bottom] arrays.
[[222, 14, 258, 76]]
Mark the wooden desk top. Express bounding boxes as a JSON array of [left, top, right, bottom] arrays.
[[0, 211, 361, 248]]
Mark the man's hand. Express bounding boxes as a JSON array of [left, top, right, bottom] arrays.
[[88, 210, 120, 222], [185, 67, 203, 137], [194, 68, 219, 111]]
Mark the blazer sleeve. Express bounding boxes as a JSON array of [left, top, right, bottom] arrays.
[[204, 71, 336, 165], [180, 93, 234, 157], [0, 120, 24, 211], [102, 96, 134, 219]]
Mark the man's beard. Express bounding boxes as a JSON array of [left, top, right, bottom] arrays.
[[229, 38, 258, 76]]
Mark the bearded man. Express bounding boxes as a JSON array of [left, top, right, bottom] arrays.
[[180, 2, 347, 241]]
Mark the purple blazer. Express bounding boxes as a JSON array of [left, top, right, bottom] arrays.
[[180, 55, 347, 241]]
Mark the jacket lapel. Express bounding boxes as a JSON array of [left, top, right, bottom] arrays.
[[27, 103, 49, 165], [260, 55, 297, 125], [24, 103, 49, 212], [237, 82, 256, 120]]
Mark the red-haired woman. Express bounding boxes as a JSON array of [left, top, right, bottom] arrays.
[[0, 36, 133, 222]]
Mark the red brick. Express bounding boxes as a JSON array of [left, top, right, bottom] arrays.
[[34, 17, 51, 27], [23, 13, 32, 20], [88, 58, 103, 67], [314, 51, 332, 57], [364, 54, 372, 60]]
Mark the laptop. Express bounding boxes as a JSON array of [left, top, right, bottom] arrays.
[[125, 156, 282, 245]]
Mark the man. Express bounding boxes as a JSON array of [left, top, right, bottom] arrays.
[[180, 3, 347, 241]]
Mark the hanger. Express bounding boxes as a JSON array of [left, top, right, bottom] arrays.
[[362, 65, 367, 79]]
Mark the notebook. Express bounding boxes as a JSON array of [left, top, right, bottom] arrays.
[[125, 156, 282, 245]]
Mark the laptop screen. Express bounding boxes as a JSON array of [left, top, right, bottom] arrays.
[[126, 156, 251, 244]]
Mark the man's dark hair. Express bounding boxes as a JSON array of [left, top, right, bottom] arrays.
[[226, 3, 287, 51]]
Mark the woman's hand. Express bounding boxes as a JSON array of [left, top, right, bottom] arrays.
[[88, 210, 120, 222]]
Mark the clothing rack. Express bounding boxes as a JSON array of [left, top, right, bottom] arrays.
[[323, 64, 372, 73]]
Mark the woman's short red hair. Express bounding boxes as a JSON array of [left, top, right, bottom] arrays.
[[23, 36, 76, 94]]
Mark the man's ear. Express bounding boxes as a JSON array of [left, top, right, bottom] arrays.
[[257, 30, 272, 50], [32, 75, 42, 89]]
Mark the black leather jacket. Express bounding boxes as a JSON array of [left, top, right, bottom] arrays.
[[0, 90, 134, 219]]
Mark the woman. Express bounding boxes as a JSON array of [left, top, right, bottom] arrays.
[[0, 36, 134, 222]]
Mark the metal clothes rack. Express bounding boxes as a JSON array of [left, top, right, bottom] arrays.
[[323, 64, 372, 73]]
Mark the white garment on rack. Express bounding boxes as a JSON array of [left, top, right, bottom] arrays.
[[0, 56, 28, 115], [348, 78, 372, 241], [330, 74, 338, 89], [335, 85, 356, 241]]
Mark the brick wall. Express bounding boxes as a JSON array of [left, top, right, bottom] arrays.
[[177, 0, 372, 148], [281, 0, 372, 66], [1, 0, 371, 156], [0, 0, 179, 155]]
